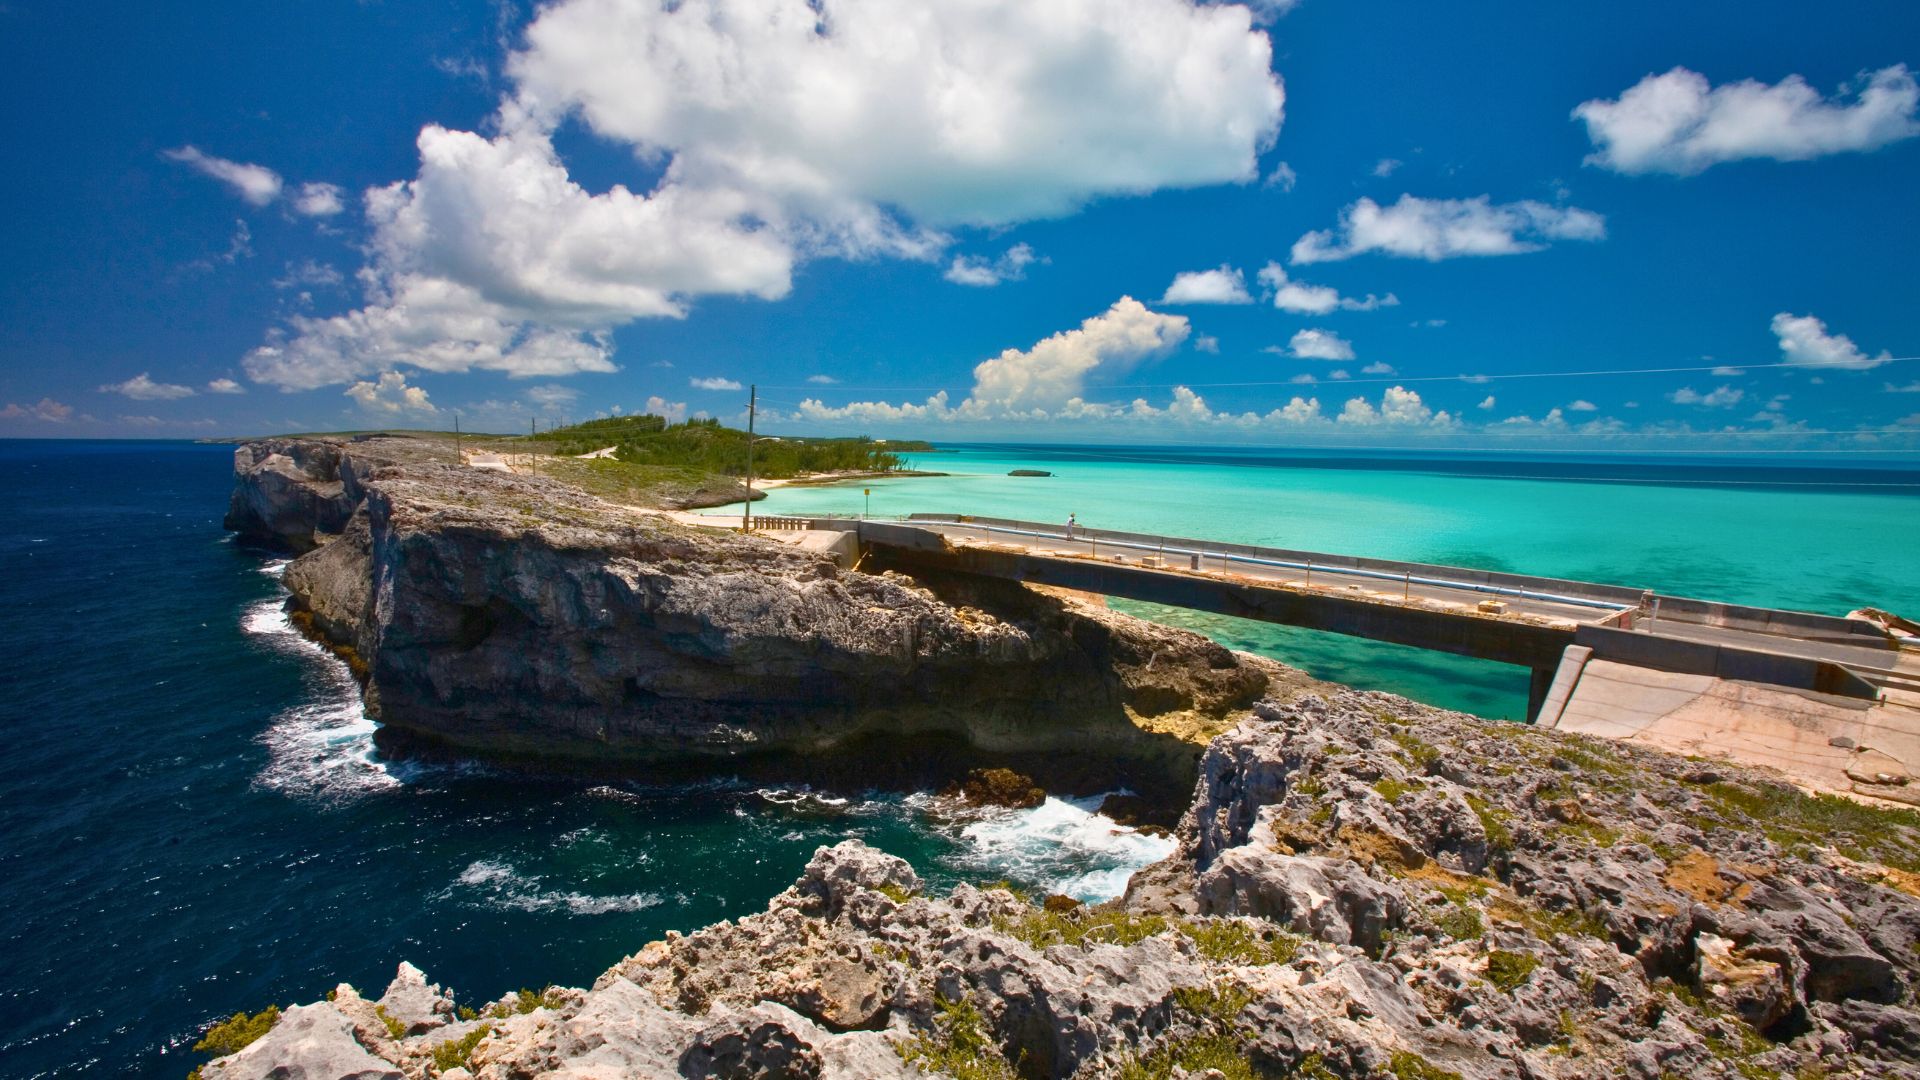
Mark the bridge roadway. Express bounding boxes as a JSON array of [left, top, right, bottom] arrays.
[[746, 512, 1909, 721]]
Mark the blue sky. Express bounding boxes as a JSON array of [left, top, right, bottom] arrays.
[[2, 0, 1917, 452]]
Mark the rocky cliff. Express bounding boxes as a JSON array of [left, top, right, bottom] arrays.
[[190, 690, 1920, 1079], [229, 437, 1311, 783]]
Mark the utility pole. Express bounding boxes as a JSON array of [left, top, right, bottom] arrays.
[[453, 413, 461, 463], [742, 384, 757, 532], [530, 417, 538, 477]]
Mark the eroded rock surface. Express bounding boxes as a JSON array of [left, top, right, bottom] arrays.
[[194, 692, 1920, 1079], [234, 437, 1302, 773]]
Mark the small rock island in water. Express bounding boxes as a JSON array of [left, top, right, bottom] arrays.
[[191, 431, 1920, 1080]]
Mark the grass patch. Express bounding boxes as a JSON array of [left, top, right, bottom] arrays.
[[1373, 777, 1422, 803], [1389, 732, 1441, 770], [1118, 1033, 1257, 1080], [1181, 919, 1302, 966], [875, 882, 918, 904], [373, 1005, 407, 1040], [1701, 781, 1920, 872], [1486, 950, 1540, 992], [1464, 794, 1515, 855], [430, 1024, 491, 1072], [1389, 1051, 1464, 1080], [1555, 744, 1632, 779], [894, 996, 1018, 1080], [1554, 818, 1622, 848], [1171, 983, 1256, 1022], [994, 908, 1171, 950]]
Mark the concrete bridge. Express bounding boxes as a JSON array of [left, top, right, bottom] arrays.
[[746, 513, 1919, 725]]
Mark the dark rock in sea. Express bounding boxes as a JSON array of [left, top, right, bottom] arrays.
[[948, 767, 1047, 809], [200, 690, 1920, 1079], [1007, 469, 1052, 477]]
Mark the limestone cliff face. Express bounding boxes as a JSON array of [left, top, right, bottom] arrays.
[[223, 438, 395, 552], [238, 437, 1300, 769]]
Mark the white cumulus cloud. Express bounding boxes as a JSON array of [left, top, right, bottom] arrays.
[[1669, 385, 1744, 408], [1771, 312, 1891, 370], [292, 182, 346, 217], [945, 244, 1041, 287], [163, 146, 284, 206], [99, 373, 196, 400], [1255, 262, 1397, 314], [1, 398, 77, 422], [1575, 65, 1920, 175], [345, 371, 437, 414], [1291, 195, 1604, 264], [244, 0, 1285, 390], [691, 377, 744, 391], [1288, 328, 1355, 361], [796, 296, 1186, 423], [207, 378, 246, 394], [1160, 265, 1253, 305]]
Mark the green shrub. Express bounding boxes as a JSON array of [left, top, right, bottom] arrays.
[[993, 908, 1171, 950], [1432, 904, 1484, 941], [1171, 983, 1255, 1022], [1180, 919, 1301, 966], [1118, 1032, 1257, 1080], [191, 1005, 279, 1059], [893, 996, 1018, 1080], [430, 1024, 491, 1073], [373, 1005, 408, 1040], [1486, 950, 1539, 992]]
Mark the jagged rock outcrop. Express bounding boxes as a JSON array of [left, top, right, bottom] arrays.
[[231, 437, 1304, 776], [192, 691, 1920, 1079]]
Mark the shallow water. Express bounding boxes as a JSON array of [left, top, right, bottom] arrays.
[[741, 444, 1920, 720], [0, 441, 1165, 1079]]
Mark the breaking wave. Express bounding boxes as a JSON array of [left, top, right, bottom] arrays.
[[451, 859, 664, 915], [942, 794, 1175, 903], [240, 569, 404, 801]]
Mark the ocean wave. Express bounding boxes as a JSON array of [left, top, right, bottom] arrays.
[[241, 591, 404, 801], [452, 859, 664, 915], [943, 795, 1175, 904]]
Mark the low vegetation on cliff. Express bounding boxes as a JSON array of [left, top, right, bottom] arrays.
[[534, 414, 934, 478]]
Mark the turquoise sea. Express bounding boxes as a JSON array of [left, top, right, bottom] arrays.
[[2, 440, 1916, 1078], [738, 444, 1920, 720]]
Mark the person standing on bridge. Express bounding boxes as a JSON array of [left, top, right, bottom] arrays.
[[1066, 513, 1077, 539]]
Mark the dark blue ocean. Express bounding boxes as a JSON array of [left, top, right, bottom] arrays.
[[0, 440, 1169, 1079]]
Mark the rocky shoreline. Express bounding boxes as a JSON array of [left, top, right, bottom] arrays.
[[193, 691, 1920, 1079], [205, 436, 1920, 1079], [225, 435, 1315, 794]]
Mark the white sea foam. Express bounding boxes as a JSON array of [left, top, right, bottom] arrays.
[[240, 586, 402, 801], [946, 795, 1175, 903], [452, 859, 664, 915]]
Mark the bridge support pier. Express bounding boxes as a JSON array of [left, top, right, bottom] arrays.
[[1527, 665, 1555, 724]]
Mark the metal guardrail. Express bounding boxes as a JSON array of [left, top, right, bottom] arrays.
[[907, 518, 1630, 613]]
